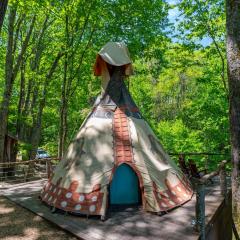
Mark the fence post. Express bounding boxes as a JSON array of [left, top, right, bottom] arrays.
[[219, 162, 227, 202], [204, 154, 209, 171], [46, 160, 53, 179], [25, 160, 35, 182], [195, 180, 206, 240]]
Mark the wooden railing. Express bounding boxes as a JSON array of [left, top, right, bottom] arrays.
[[193, 160, 228, 240], [170, 152, 228, 156], [0, 154, 238, 238], [169, 152, 229, 171], [0, 157, 60, 186]]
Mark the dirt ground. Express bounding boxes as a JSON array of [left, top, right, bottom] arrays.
[[0, 196, 78, 240]]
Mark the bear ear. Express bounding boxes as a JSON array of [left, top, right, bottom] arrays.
[[93, 55, 102, 76]]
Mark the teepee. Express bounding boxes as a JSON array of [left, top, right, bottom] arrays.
[[40, 42, 193, 219]]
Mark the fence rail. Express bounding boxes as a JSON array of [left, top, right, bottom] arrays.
[[0, 157, 60, 166], [0, 154, 237, 239], [193, 160, 228, 240], [170, 152, 231, 175], [169, 152, 228, 156], [0, 157, 60, 187]]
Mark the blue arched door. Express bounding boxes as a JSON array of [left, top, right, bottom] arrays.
[[110, 164, 140, 205]]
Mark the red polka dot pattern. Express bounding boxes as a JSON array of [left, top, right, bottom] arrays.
[[40, 181, 103, 215], [153, 177, 193, 211]]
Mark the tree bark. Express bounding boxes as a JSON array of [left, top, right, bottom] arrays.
[[58, 52, 68, 158], [0, 9, 35, 163], [0, 0, 8, 33], [16, 59, 26, 136], [226, 0, 240, 228], [0, 6, 17, 164], [58, 13, 69, 158]]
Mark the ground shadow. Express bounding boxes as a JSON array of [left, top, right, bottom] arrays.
[[0, 196, 77, 240]]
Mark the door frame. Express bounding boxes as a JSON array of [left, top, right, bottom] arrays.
[[108, 162, 143, 206]]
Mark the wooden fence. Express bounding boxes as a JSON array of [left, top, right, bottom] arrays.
[[0, 153, 238, 239], [169, 152, 229, 171], [193, 160, 228, 240], [0, 157, 59, 187], [0, 152, 228, 185]]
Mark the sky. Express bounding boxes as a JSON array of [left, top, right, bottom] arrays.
[[166, 0, 212, 46]]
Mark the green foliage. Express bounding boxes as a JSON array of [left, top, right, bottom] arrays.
[[130, 41, 229, 169], [0, 0, 229, 169], [18, 142, 32, 160]]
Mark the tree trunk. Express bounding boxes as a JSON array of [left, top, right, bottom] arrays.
[[19, 77, 33, 141], [58, 14, 69, 158], [57, 8, 95, 158], [29, 51, 63, 159], [0, 0, 8, 33], [18, 15, 49, 142], [29, 95, 45, 160], [16, 59, 26, 136], [58, 53, 68, 158], [0, 9, 35, 163], [0, 6, 16, 164], [226, 0, 240, 228]]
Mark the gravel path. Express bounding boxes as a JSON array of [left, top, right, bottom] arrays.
[[0, 196, 78, 240]]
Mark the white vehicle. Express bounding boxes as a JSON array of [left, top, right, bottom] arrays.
[[36, 149, 50, 159]]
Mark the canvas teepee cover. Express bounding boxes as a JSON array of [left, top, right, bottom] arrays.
[[40, 42, 193, 218]]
